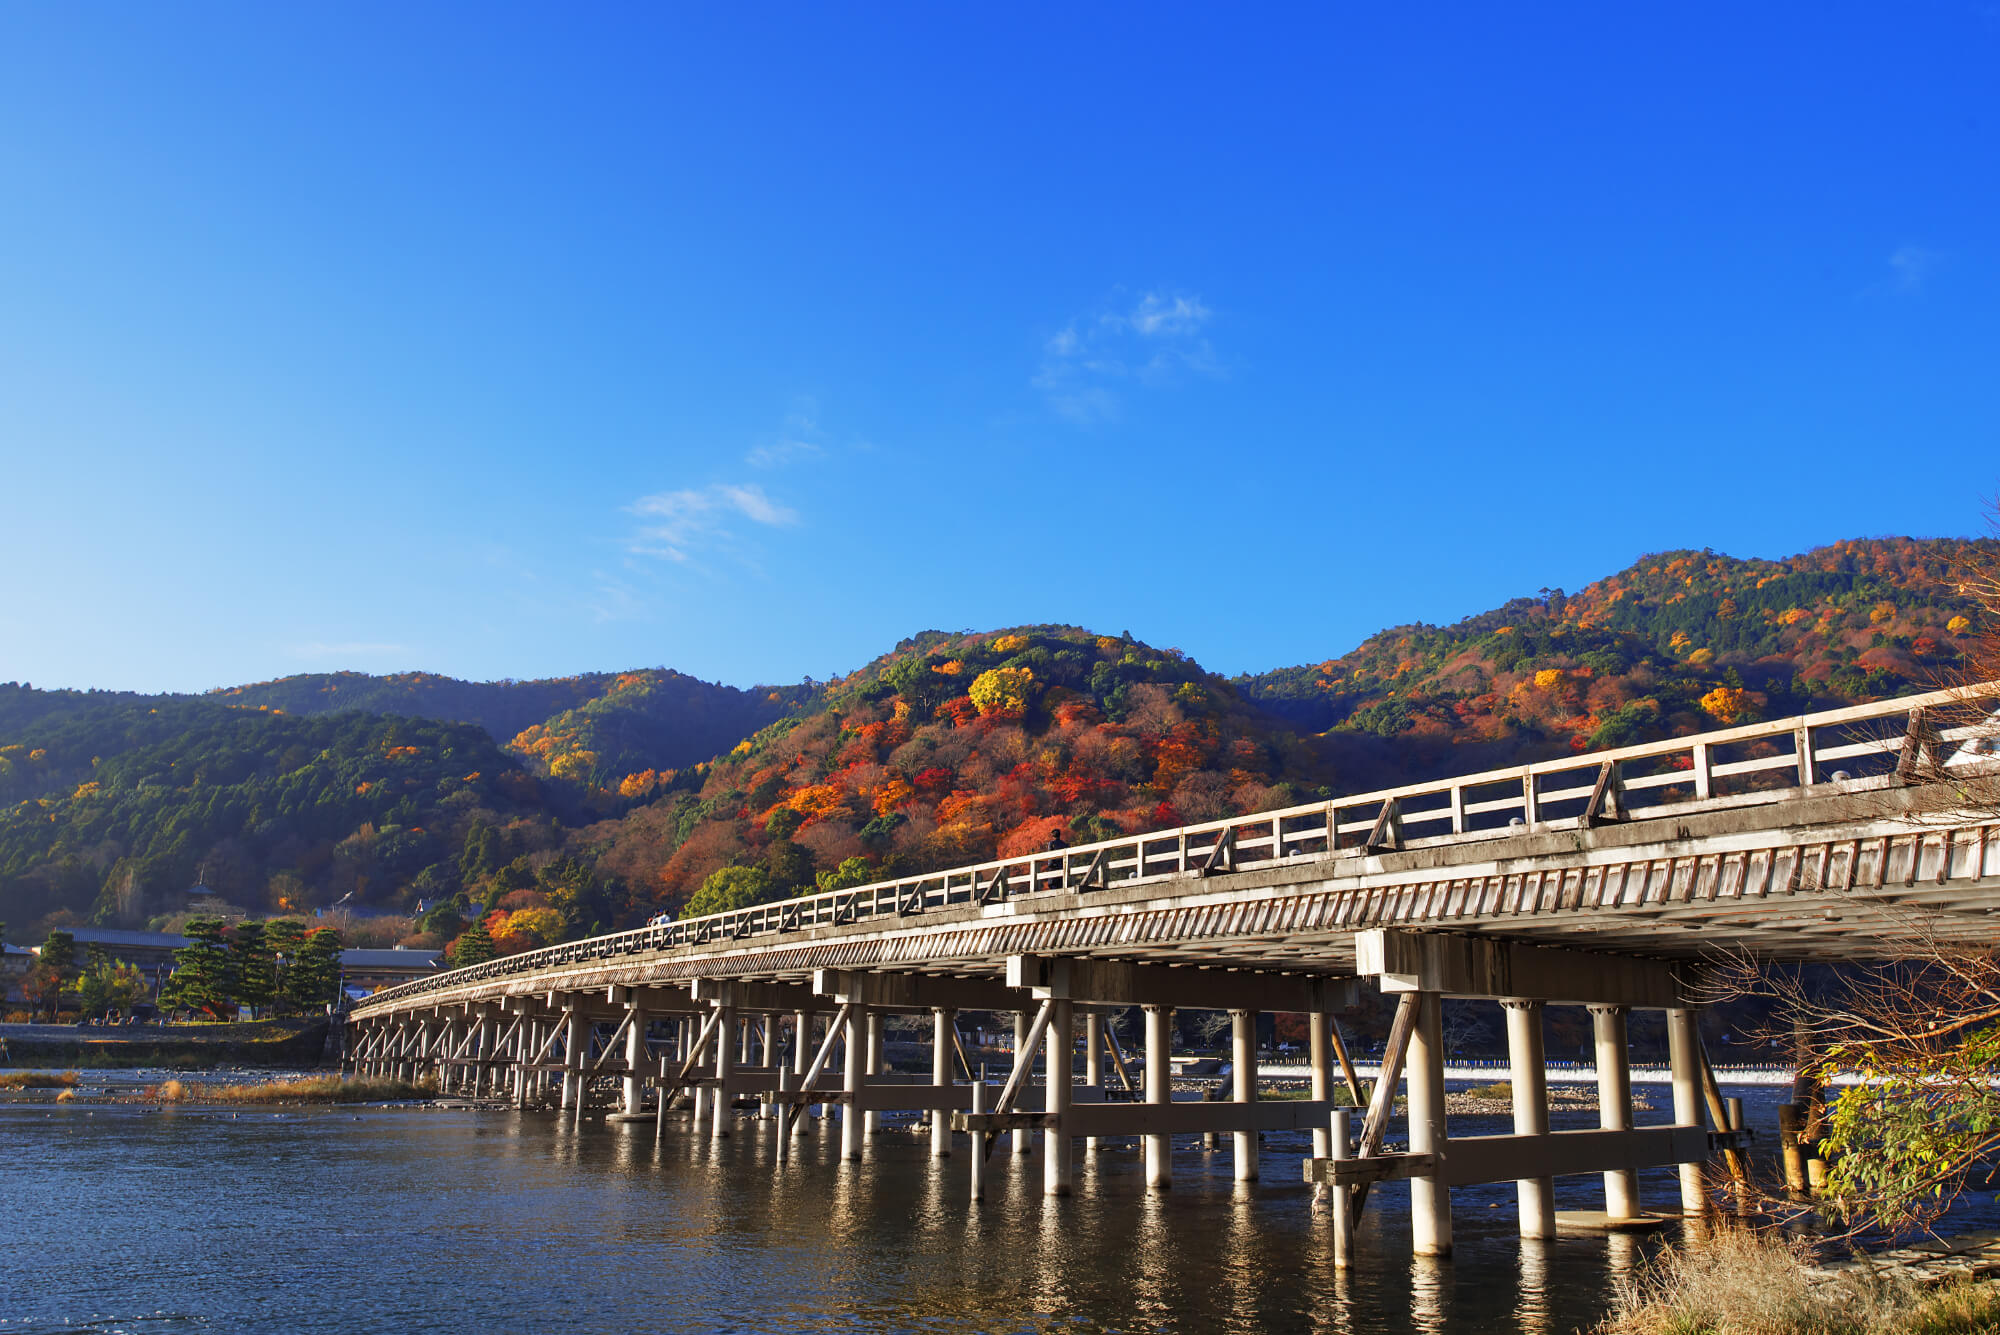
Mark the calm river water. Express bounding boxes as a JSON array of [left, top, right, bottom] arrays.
[[5, 1080, 1990, 1334]]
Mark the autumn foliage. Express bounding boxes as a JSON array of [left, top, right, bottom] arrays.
[[583, 627, 1322, 914], [2, 535, 1993, 952]]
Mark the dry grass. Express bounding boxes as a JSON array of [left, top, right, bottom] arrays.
[[199, 1074, 435, 1104], [1601, 1228, 2000, 1335], [0, 1070, 80, 1089], [153, 1079, 188, 1102]]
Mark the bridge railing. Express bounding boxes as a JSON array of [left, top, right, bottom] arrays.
[[355, 683, 1997, 1013]]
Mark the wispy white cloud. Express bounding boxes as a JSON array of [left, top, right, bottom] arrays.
[[1887, 244, 1942, 293], [746, 410, 828, 470], [1126, 293, 1212, 338], [626, 482, 798, 563], [746, 437, 821, 469], [1036, 290, 1221, 423]]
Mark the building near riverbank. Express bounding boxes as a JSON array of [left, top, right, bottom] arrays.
[[339, 947, 444, 996], [36, 929, 193, 998], [2, 943, 32, 1003]]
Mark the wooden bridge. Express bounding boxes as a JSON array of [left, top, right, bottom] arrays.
[[345, 684, 2000, 1259]]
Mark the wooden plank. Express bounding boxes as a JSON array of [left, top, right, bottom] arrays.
[[962, 1098, 1333, 1137], [1582, 761, 1621, 827], [1306, 1125, 1713, 1188], [779, 1000, 852, 1136], [1350, 992, 1419, 1217], [1328, 1014, 1366, 1107]]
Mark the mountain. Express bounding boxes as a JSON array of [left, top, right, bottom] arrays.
[[0, 690, 558, 934], [572, 626, 1328, 914], [208, 668, 813, 780], [1, 535, 1988, 951], [1237, 537, 1991, 786]]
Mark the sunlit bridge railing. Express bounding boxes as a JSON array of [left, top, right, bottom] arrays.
[[353, 683, 1998, 1012]]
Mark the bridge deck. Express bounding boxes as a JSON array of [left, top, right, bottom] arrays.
[[354, 686, 2000, 1018]]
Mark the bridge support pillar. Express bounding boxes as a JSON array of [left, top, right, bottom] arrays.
[[1144, 1004, 1173, 1190], [711, 995, 736, 1138], [468, 1014, 486, 1096], [1591, 1004, 1640, 1219], [841, 1005, 865, 1160], [931, 1007, 955, 1158], [1667, 1007, 1709, 1217], [561, 1008, 584, 1111], [1308, 1010, 1333, 1160], [420, 1018, 437, 1086], [1012, 1011, 1033, 1155], [514, 1019, 533, 1107], [623, 1005, 648, 1116], [864, 1011, 884, 1139], [1409, 991, 1452, 1257], [794, 1012, 817, 1125], [1502, 1000, 1556, 1239], [1231, 1009, 1259, 1182], [758, 1019, 777, 1119], [1045, 999, 1074, 1197], [1083, 1012, 1103, 1156]]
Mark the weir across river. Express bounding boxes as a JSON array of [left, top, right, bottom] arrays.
[[346, 684, 2000, 1259]]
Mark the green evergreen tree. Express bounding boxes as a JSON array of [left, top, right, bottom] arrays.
[[289, 926, 344, 1010], [265, 918, 307, 1013], [450, 917, 495, 968], [27, 929, 77, 1021], [680, 865, 773, 918], [160, 917, 236, 1020], [231, 920, 274, 1016]]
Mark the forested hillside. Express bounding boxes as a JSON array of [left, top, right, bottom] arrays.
[[1, 535, 1987, 955], [574, 627, 1327, 917], [0, 692, 569, 932], [210, 668, 812, 781], [1240, 538, 1991, 786]]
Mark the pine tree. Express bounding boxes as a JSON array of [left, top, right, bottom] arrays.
[[449, 917, 495, 968], [265, 919, 307, 1014], [230, 921, 274, 1016], [161, 917, 236, 1020], [289, 927, 344, 1009], [26, 929, 77, 1021]]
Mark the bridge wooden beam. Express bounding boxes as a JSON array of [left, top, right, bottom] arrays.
[[1355, 929, 1696, 1007], [812, 968, 1027, 1012], [1305, 1125, 1746, 1189], [690, 977, 839, 1012], [955, 1097, 1333, 1137], [1006, 955, 1359, 1012]]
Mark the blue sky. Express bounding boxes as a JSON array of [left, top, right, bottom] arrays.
[[2, 5, 1995, 694]]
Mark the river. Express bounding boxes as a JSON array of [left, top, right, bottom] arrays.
[[4, 1079, 1992, 1334]]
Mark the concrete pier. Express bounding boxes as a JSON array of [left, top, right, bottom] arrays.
[[1503, 999, 1555, 1239], [1591, 1004, 1639, 1220], [1144, 1004, 1172, 1191], [1408, 991, 1451, 1257], [1230, 1009, 1258, 1182]]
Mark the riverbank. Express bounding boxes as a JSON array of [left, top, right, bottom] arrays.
[[0, 1017, 332, 1068], [0, 1067, 436, 1107], [1604, 1227, 2000, 1334]]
